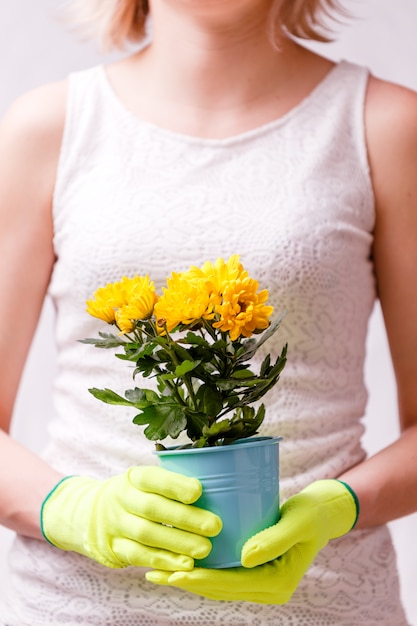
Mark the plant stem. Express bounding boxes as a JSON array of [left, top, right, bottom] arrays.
[[162, 330, 198, 411]]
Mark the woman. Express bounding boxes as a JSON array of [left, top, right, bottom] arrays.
[[0, 0, 416, 623]]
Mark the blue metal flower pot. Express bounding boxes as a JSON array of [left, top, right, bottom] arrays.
[[154, 436, 281, 568]]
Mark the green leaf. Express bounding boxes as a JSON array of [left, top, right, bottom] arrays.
[[202, 419, 234, 438], [260, 354, 271, 377], [171, 343, 194, 363], [216, 378, 245, 391], [188, 345, 216, 364], [136, 342, 160, 358], [151, 335, 171, 348], [174, 359, 201, 377], [182, 332, 210, 347], [211, 339, 228, 352], [270, 344, 288, 375], [89, 386, 163, 411], [80, 332, 127, 349], [196, 404, 263, 446], [88, 388, 135, 407], [216, 375, 259, 390], [185, 411, 210, 441], [133, 356, 159, 378], [236, 311, 286, 362], [220, 405, 265, 444], [225, 395, 240, 409], [190, 437, 209, 448], [133, 403, 187, 441], [116, 341, 157, 362], [125, 388, 159, 406], [230, 368, 254, 380], [195, 384, 224, 417], [234, 342, 255, 359]]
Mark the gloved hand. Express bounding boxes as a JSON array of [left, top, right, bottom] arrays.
[[41, 466, 222, 570], [146, 479, 359, 604]]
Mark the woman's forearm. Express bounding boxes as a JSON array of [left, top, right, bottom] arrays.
[[338, 423, 417, 528], [0, 428, 63, 539]]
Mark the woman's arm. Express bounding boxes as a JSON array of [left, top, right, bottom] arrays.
[[0, 82, 67, 537], [339, 76, 417, 528]]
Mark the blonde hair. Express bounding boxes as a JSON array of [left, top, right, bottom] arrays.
[[65, 0, 346, 50]]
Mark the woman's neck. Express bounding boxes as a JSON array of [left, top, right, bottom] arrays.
[[108, 1, 333, 138], [143, 0, 288, 107]]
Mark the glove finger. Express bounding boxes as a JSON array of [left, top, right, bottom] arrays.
[[153, 569, 240, 600], [150, 563, 294, 604], [242, 514, 307, 568], [159, 566, 248, 593], [197, 587, 292, 605], [124, 490, 222, 537], [112, 537, 194, 571], [167, 585, 283, 605], [146, 570, 172, 585], [129, 466, 202, 504], [121, 514, 214, 560]]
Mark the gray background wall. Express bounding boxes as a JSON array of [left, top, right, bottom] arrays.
[[0, 0, 416, 622]]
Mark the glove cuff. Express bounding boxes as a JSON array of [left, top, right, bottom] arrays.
[[40, 476, 76, 546], [301, 479, 360, 540], [335, 480, 360, 530], [40, 475, 97, 551]]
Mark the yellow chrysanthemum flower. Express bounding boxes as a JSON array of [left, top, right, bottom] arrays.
[[86, 282, 127, 323], [154, 272, 214, 333], [213, 277, 274, 341], [184, 255, 249, 317], [187, 254, 247, 295], [86, 275, 157, 327], [115, 295, 159, 334]]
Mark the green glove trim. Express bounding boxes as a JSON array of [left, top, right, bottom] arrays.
[[336, 479, 360, 530], [40, 476, 76, 545]]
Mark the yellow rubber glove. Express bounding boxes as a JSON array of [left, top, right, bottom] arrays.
[[146, 479, 359, 604], [41, 466, 222, 570]]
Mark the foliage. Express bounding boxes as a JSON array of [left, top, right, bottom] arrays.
[[82, 255, 287, 448]]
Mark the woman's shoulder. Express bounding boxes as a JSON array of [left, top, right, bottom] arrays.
[[365, 74, 417, 151], [367, 73, 417, 119], [365, 74, 417, 199], [0, 80, 68, 156], [0, 81, 69, 229]]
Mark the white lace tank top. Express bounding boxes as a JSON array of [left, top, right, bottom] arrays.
[[2, 60, 409, 625]]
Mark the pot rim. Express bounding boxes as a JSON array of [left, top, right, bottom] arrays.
[[153, 435, 282, 456]]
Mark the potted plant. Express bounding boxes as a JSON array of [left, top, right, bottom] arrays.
[[83, 255, 287, 567]]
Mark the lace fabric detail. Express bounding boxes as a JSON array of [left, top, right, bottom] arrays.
[[3, 527, 408, 626], [1, 61, 409, 624]]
